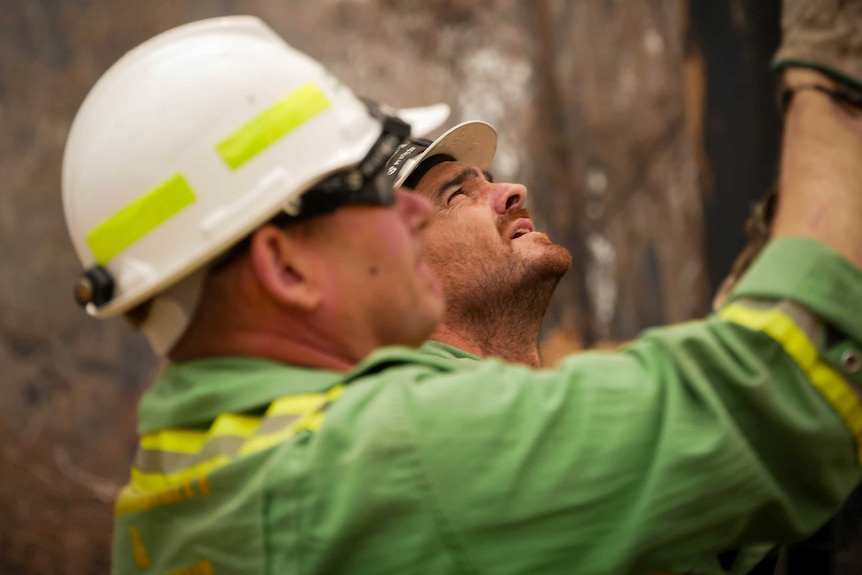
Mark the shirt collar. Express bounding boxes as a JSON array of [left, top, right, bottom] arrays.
[[419, 340, 483, 361], [138, 347, 466, 434], [138, 357, 343, 434]]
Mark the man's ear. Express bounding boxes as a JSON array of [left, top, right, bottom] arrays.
[[248, 225, 322, 312]]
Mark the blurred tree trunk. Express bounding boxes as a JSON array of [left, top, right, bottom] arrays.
[[529, 0, 596, 348], [689, 0, 782, 296], [532, 0, 709, 356]]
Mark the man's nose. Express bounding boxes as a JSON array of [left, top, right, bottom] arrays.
[[394, 187, 433, 232], [492, 182, 528, 215]]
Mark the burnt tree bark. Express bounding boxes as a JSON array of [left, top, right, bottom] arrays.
[[531, 0, 709, 359]]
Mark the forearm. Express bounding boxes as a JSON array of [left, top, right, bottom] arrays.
[[773, 68, 862, 268]]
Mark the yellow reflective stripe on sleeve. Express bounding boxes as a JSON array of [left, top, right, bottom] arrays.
[[86, 173, 196, 265], [216, 83, 331, 170], [720, 303, 862, 463]]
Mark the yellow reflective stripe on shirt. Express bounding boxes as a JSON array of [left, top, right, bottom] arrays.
[[141, 428, 207, 454], [86, 173, 196, 265], [216, 83, 331, 170], [136, 413, 261, 475], [139, 412, 260, 455], [132, 456, 231, 493], [267, 392, 329, 416], [239, 413, 309, 456], [240, 385, 345, 456], [721, 303, 862, 463], [210, 412, 260, 439], [130, 385, 346, 494]]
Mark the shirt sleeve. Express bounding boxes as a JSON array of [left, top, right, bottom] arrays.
[[396, 237, 862, 575]]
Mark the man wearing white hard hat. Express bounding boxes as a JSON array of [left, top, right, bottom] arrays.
[[64, 16, 450, 357], [63, 15, 447, 570], [62, 13, 862, 575], [386, 122, 571, 367]]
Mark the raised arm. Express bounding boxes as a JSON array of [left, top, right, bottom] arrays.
[[772, 0, 862, 268]]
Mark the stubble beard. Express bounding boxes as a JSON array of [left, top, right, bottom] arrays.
[[438, 241, 571, 358]]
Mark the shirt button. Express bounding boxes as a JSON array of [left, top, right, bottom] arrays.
[[840, 348, 862, 375]]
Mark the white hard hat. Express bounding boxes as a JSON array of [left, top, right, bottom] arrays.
[[386, 121, 497, 188], [62, 16, 449, 353]]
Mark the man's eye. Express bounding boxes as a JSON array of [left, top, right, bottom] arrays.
[[446, 189, 465, 204]]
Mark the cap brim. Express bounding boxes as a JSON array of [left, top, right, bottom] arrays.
[[390, 121, 497, 188], [395, 103, 451, 137]]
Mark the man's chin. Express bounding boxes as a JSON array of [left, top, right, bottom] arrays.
[[514, 237, 573, 277], [541, 244, 573, 277]]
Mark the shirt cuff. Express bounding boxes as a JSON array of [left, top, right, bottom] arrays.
[[729, 236, 862, 345]]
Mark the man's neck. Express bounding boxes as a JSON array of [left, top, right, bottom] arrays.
[[432, 265, 562, 368], [430, 311, 544, 368], [170, 328, 359, 372]]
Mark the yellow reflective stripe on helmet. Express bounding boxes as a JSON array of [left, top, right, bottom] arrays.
[[217, 83, 331, 170], [720, 303, 862, 463], [86, 173, 196, 265]]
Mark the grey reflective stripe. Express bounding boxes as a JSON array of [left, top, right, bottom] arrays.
[[251, 413, 303, 438], [133, 414, 307, 475], [134, 436, 246, 475], [733, 297, 825, 349], [131, 386, 346, 487]]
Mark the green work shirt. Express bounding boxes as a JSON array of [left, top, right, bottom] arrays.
[[113, 237, 862, 575], [420, 340, 483, 361]]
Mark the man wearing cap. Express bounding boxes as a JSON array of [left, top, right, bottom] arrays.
[[63, 10, 862, 575], [386, 121, 571, 367]]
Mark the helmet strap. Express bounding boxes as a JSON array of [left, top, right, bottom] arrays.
[[140, 268, 207, 356]]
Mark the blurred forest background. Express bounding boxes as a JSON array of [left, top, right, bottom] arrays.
[[1, 0, 857, 574]]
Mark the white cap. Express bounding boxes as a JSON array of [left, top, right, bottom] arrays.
[[386, 121, 497, 188]]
